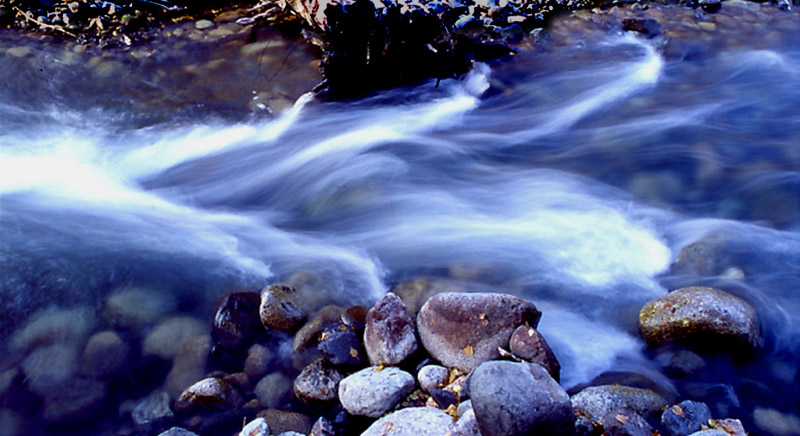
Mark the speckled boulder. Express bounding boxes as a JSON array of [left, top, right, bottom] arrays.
[[571, 385, 668, 424], [259, 284, 307, 332], [470, 361, 574, 436], [364, 293, 417, 366], [417, 292, 541, 371], [361, 407, 454, 436], [508, 325, 560, 382], [639, 287, 761, 357]]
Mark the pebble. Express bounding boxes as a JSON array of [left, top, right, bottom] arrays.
[[11, 307, 94, 352], [6, 46, 32, 58], [143, 316, 209, 360], [255, 409, 313, 435], [132, 391, 174, 435], [240, 417, 270, 436], [470, 361, 574, 436], [293, 358, 343, 402], [571, 385, 668, 424], [80, 330, 129, 377], [103, 287, 175, 328], [417, 365, 448, 393], [417, 292, 541, 371], [338, 366, 415, 418], [310, 416, 335, 436], [158, 428, 198, 436], [638, 287, 761, 357], [211, 292, 263, 354], [43, 377, 107, 424], [508, 325, 561, 382], [195, 20, 215, 30], [22, 343, 79, 396], [661, 401, 712, 436], [244, 343, 272, 381], [254, 373, 292, 409], [174, 378, 243, 415], [165, 335, 211, 399], [260, 284, 307, 332], [361, 407, 455, 436], [364, 292, 417, 366], [753, 408, 800, 436], [318, 324, 364, 366], [292, 305, 342, 353]]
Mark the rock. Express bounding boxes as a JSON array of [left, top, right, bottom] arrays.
[[244, 343, 272, 382], [661, 401, 712, 436], [338, 366, 415, 418], [571, 385, 668, 424], [11, 307, 94, 352], [457, 399, 473, 417], [174, 378, 243, 415], [165, 335, 211, 399], [22, 343, 79, 396], [104, 287, 175, 328], [753, 408, 800, 436], [709, 419, 746, 436], [80, 331, 129, 377], [340, 305, 368, 329], [260, 284, 307, 332], [665, 349, 707, 378], [699, 0, 721, 13], [310, 416, 335, 436], [240, 417, 270, 436], [278, 432, 306, 436], [361, 407, 454, 436], [508, 326, 560, 382], [671, 233, 731, 277], [417, 292, 541, 372], [144, 316, 209, 361], [158, 428, 198, 436], [451, 407, 482, 436], [417, 365, 448, 393], [254, 373, 292, 409], [132, 391, 174, 435], [294, 358, 343, 402], [292, 305, 343, 353], [391, 278, 466, 315], [195, 19, 214, 30], [222, 372, 251, 395], [638, 287, 761, 357], [470, 361, 574, 436], [621, 18, 661, 37], [318, 324, 364, 366], [688, 432, 727, 436], [211, 292, 263, 355], [256, 409, 313, 435], [602, 409, 653, 436], [43, 378, 107, 424], [364, 293, 417, 366]]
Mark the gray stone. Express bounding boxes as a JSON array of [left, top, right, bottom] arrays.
[[104, 287, 175, 328], [451, 408, 482, 436], [22, 343, 79, 396], [662, 401, 712, 436], [571, 385, 668, 424], [753, 408, 800, 436], [80, 331, 129, 377], [318, 324, 364, 366], [418, 365, 448, 393], [457, 399, 473, 418], [470, 361, 574, 436], [195, 19, 214, 30], [294, 358, 343, 402], [688, 432, 727, 436], [256, 409, 312, 435], [602, 409, 653, 436], [165, 335, 211, 400], [158, 428, 198, 436], [292, 305, 342, 353], [11, 307, 94, 352], [417, 292, 541, 371], [42, 378, 107, 424], [639, 287, 761, 357], [244, 343, 272, 381], [710, 419, 746, 436], [338, 366, 415, 418], [364, 293, 417, 366], [361, 407, 454, 436], [254, 373, 292, 409], [310, 416, 335, 436], [174, 378, 243, 415], [143, 316, 209, 360], [260, 284, 307, 332], [508, 325, 560, 382], [132, 391, 174, 435], [239, 417, 270, 436]]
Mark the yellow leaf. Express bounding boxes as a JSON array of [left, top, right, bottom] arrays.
[[463, 345, 474, 356], [615, 414, 629, 425], [672, 405, 685, 418]]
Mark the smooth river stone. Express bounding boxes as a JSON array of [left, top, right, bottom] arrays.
[[417, 292, 541, 371], [363, 292, 417, 366]]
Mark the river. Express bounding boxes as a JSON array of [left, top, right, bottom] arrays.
[[1, 2, 799, 435]]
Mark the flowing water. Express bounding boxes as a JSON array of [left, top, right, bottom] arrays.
[[2, 2, 800, 434]]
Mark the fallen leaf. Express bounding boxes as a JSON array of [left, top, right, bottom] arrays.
[[349, 347, 358, 358], [463, 345, 474, 356], [672, 405, 685, 418], [616, 414, 629, 425]]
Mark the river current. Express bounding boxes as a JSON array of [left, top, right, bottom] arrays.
[[1, 2, 800, 434]]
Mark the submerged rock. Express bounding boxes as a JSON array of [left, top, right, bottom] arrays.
[[80, 330, 129, 378], [259, 284, 307, 332], [361, 407, 454, 436], [254, 373, 292, 409], [144, 316, 209, 361], [364, 292, 417, 366], [293, 358, 343, 402], [103, 287, 175, 329], [244, 343, 273, 382], [470, 361, 574, 436], [338, 366, 415, 418], [165, 335, 211, 400], [132, 391, 175, 435], [42, 378, 107, 424], [391, 278, 466, 315], [417, 292, 541, 371], [11, 307, 94, 352], [211, 292, 263, 355], [22, 343, 79, 396], [508, 325, 560, 382], [638, 287, 761, 357]]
